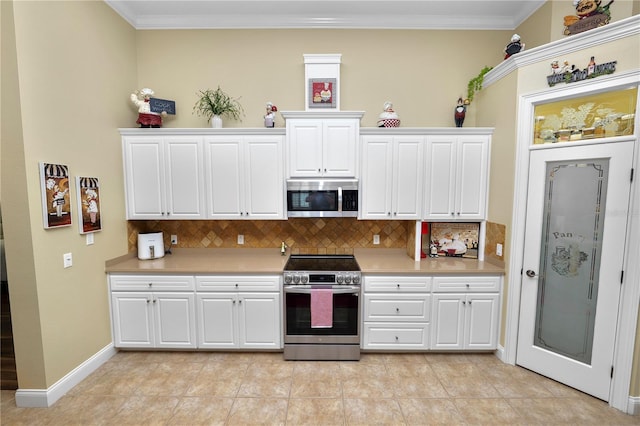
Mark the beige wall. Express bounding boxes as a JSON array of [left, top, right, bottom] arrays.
[[134, 29, 511, 129], [3, 0, 135, 388]]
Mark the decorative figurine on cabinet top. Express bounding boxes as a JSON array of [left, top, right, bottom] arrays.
[[130, 88, 167, 128], [264, 102, 277, 128], [504, 34, 525, 60], [377, 101, 400, 127], [454, 97, 468, 127]]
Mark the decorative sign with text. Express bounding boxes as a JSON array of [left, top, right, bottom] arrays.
[[149, 98, 176, 115], [547, 56, 616, 87]]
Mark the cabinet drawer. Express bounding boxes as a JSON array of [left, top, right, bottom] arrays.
[[432, 276, 500, 292], [196, 275, 280, 291], [363, 323, 430, 349], [364, 294, 431, 322], [110, 275, 195, 291], [364, 276, 431, 292]]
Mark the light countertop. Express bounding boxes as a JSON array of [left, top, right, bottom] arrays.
[[106, 248, 504, 275]]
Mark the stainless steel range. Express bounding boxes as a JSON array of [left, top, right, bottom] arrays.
[[283, 254, 361, 361]]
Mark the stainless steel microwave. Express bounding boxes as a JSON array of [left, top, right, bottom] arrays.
[[286, 179, 359, 218]]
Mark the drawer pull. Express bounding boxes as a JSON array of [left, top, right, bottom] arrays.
[[148, 283, 152, 287]]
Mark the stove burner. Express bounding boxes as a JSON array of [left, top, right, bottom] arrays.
[[283, 254, 361, 286]]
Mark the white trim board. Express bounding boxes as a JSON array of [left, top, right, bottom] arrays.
[[14, 344, 116, 408]]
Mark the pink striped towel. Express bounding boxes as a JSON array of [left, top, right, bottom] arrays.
[[310, 288, 333, 328]]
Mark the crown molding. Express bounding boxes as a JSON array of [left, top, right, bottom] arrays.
[[484, 15, 640, 88]]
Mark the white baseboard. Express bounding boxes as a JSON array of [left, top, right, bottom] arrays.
[[495, 344, 506, 363], [628, 396, 640, 416], [15, 343, 116, 408]]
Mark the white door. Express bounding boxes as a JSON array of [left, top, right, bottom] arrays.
[[393, 137, 424, 219], [196, 293, 238, 348], [517, 142, 634, 401], [153, 293, 197, 348], [111, 292, 154, 348], [323, 120, 357, 177], [238, 293, 281, 348], [361, 137, 393, 219], [164, 137, 205, 219], [288, 120, 323, 177], [204, 137, 244, 218], [423, 136, 456, 220], [456, 136, 488, 220], [245, 137, 284, 219], [123, 138, 165, 219]]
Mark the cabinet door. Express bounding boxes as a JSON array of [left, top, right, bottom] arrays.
[[360, 136, 393, 219], [244, 136, 284, 219], [196, 293, 238, 348], [464, 293, 499, 350], [322, 120, 357, 177], [153, 293, 197, 349], [123, 138, 166, 219], [431, 293, 465, 350], [204, 137, 244, 218], [288, 120, 323, 177], [455, 136, 489, 220], [238, 293, 281, 349], [392, 137, 424, 219], [164, 137, 206, 219], [111, 292, 154, 348], [423, 137, 457, 220]]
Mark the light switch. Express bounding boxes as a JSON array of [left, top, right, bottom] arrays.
[[496, 243, 503, 256], [86, 233, 94, 245], [63, 252, 73, 268]]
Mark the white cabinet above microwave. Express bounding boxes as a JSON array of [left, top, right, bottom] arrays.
[[281, 111, 364, 179]]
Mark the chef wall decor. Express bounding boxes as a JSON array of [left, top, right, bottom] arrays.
[[563, 0, 614, 36], [40, 162, 72, 229], [547, 56, 617, 87], [308, 78, 337, 109], [76, 176, 102, 234], [429, 222, 480, 259]]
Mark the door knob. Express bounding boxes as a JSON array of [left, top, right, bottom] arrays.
[[526, 270, 538, 278]]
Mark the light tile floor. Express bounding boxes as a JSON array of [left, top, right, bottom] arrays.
[[1, 351, 638, 425]]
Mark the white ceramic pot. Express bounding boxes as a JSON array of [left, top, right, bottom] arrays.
[[211, 115, 223, 128]]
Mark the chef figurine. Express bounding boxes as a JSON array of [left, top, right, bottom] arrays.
[[454, 97, 467, 127], [504, 34, 525, 60], [264, 102, 277, 128], [130, 88, 166, 128], [377, 101, 400, 127]]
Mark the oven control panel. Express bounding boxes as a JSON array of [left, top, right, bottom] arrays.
[[283, 272, 361, 285]]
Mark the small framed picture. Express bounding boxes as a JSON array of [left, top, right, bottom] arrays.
[[76, 176, 102, 234], [308, 78, 337, 109], [430, 222, 480, 259], [40, 162, 72, 229]]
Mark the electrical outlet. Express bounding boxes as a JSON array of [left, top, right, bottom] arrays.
[[63, 252, 73, 268], [237, 234, 244, 245], [373, 234, 380, 245], [496, 243, 503, 256], [171, 234, 178, 245]]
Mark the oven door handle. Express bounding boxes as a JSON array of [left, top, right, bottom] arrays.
[[284, 286, 360, 295]]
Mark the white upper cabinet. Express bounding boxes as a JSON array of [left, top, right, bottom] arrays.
[[361, 135, 424, 220], [204, 135, 284, 220], [283, 112, 363, 178], [423, 135, 490, 221], [122, 136, 206, 220]]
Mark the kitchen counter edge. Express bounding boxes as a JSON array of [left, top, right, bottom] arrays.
[[105, 248, 504, 275]]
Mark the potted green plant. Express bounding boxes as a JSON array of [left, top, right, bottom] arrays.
[[193, 86, 244, 128]]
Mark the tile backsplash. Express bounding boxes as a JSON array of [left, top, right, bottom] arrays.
[[128, 219, 411, 254]]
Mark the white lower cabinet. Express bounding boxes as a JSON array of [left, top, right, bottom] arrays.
[[431, 276, 501, 350], [195, 275, 282, 349], [362, 276, 432, 350], [110, 275, 197, 349]]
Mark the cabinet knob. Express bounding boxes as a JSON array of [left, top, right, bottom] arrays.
[[396, 307, 400, 313], [469, 300, 472, 305], [393, 212, 397, 216], [466, 284, 470, 288], [235, 283, 239, 288], [239, 299, 242, 305], [153, 299, 157, 303], [318, 168, 321, 172], [233, 300, 236, 305], [395, 336, 399, 341], [396, 284, 400, 288], [387, 212, 391, 216], [324, 168, 327, 172], [148, 283, 152, 287], [462, 300, 466, 305], [146, 299, 150, 304], [245, 212, 249, 216]]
